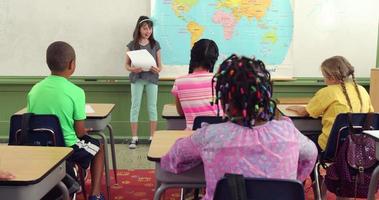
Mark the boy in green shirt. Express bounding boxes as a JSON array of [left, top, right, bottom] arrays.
[[27, 41, 105, 200]]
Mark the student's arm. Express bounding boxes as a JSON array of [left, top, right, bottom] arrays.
[[286, 105, 309, 116], [125, 47, 142, 73], [74, 120, 87, 138], [160, 134, 202, 173], [175, 96, 184, 116], [0, 170, 15, 180], [297, 133, 318, 181], [150, 49, 162, 74], [171, 80, 184, 116]]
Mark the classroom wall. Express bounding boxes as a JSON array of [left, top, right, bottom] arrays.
[[0, 77, 370, 141]]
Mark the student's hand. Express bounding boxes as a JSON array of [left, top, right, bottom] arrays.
[[286, 105, 308, 116], [130, 67, 143, 73], [150, 66, 160, 74], [0, 170, 15, 180]]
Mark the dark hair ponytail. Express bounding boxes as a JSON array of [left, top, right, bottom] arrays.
[[189, 39, 219, 73]]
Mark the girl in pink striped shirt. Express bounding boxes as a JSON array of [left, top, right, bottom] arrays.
[[171, 39, 221, 130]]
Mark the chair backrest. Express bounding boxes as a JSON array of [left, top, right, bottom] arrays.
[[192, 116, 225, 130], [322, 113, 379, 161], [9, 113, 65, 146], [213, 175, 305, 200]]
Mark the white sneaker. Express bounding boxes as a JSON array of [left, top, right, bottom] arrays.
[[129, 137, 138, 149]]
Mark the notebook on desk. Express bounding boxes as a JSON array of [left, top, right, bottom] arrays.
[[276, 104, 307, 118]]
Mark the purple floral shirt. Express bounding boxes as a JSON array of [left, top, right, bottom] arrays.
[[160, 117, 317, 200]]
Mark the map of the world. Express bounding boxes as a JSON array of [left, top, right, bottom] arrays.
[[152, 0, 293, 68]]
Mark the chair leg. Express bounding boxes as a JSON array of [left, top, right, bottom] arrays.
[[154, 183, 170, 200], [313, 162, 322, 200], [57, 181, 70, 200], [106, 124, 118, 184]]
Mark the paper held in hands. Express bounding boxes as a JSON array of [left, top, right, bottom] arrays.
[[126, 49, 157, 71]]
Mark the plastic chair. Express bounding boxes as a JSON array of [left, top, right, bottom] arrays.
[[213, 174, 305, 200], [9, 113, 88, 199], [313, 113, 379, 199], [192, 116, 225, 130]]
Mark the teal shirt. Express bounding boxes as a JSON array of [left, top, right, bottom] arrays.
[[27, 75, 86, 146]]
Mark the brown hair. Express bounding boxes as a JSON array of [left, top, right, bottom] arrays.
[[321, 56, 362, 111], [131, 16, 156, 50]]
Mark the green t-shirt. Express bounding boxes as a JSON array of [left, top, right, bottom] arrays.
[[27, 75, 86, 146]]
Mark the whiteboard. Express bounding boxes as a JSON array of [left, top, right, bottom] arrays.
[[0, 0, 377, 77], [293, 0, 379, 77], [0, 0, 150, 76]]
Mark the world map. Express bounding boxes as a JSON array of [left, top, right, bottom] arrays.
[[152, 0, 293, 67]]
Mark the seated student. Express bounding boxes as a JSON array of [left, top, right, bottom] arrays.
[[27, 41, 105, 200], [287, 56, 374, 151], [171, 38, 221, 130], [161, 55, 317, 200]]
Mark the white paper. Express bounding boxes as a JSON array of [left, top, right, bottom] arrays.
[[85, 104, 95, 114], [363, 130, 379, 140], [126, 49, 157, 71]]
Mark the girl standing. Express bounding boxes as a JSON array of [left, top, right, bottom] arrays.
[[125, 16, 162, 149]]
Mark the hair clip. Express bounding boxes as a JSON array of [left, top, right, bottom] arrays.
[[139, 18, 152, 24], [251, 86, 256, 92]]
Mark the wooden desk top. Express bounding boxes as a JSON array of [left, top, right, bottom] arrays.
[[276, 97, 311, 104], [147, 130, 192, 161], [276, 104, 308, 118], [15, 103, 115, 118], [85, 103, 115, 118], [162, 104, 184, 119], [0, 146, 72, 185]]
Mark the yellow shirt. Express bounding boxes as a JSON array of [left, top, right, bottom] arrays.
[[306, 82, 373, 150]]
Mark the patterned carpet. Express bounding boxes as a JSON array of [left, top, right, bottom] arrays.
[[76, 169, 375, 200]]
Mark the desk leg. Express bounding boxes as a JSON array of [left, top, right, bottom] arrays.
[[89, 131, 111, 200], [57, 181, 70, 200], [107, 124, 118, 184]]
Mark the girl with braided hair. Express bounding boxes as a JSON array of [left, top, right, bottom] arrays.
[[288, 56, 373, 151], [161, 55, 317, 200]]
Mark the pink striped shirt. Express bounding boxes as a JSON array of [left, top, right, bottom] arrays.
[[172, 71, 220, 130]]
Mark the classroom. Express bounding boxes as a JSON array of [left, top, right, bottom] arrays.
[[0, 0, 379, 199]]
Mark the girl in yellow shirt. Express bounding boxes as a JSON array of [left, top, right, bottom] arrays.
[[288, 56, 373, 150]]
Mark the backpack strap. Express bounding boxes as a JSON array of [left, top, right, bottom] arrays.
[[225, 173, 248, 200], [20, 113, 34, 145], [347, 112, 357, 135]]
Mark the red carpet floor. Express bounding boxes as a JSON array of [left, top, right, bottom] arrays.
[[76, 169, 376, 200]]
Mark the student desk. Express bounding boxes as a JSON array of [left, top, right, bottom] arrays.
[[276, 104, 322, 136], [147, 130, 205, 200], [15, 103, 117, 197], [276, 97, 311, 105], [161, 104, 186, 130], [0, 146, 72, 200]]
